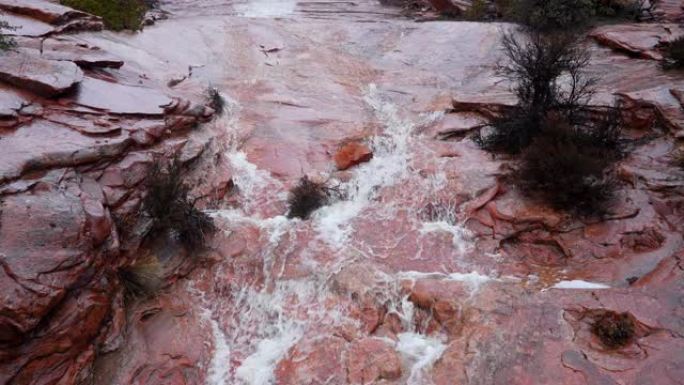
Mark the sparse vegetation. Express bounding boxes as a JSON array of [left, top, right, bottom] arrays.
[[287, 177, 339, 220], [514, 112, 623, 215], [61, 0, 148, 31], [500, 0, 596, 31], [592, 311, 636, 349], [143, 158, 216, 250], [0, 20, 16, 52], [118, 255, 163, 299], [663, 36, 684, 70], [476, 31, 595, 153], [671, 148, 684, 169], [465, 0, 656, 27], [464, 0, 492, 21], [476, 27, 625, 215], [206, 86, 225, 116], [594, 0, 657, 21]]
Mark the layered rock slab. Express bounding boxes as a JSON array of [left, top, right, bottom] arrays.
[[0, 54, 84, 98]]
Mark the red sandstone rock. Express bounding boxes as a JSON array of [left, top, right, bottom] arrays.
[[23, 37, 124, 69], [346, 338, 402, 384], [590, 24, 684, 60], [75, 77, 171, 115], [0, 0, 97, 24], [334, 142, 373, 170], [2, 1, 684, 384], [0, 54, 83, 97], [275, 337, 347, 385]]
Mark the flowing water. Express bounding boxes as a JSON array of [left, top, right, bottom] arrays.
[[83, 1, 627, 383], [196, 82, 474, 384]]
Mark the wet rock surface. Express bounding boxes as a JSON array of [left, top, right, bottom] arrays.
[[1, 0, 683, 385], [0, 54, 84, 97]]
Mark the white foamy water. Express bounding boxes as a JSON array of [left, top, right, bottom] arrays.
[[420, 221, 471, 254], [206, 315, 232, 385], [397, 270, 496, 292], [551, 280, 611, 289], [235, 324, 301, 385], [201, 85, 474, 385], [314, 84, 443, 248], [234, 0, 297, 17], [226, 151, 287, 214], [396, 332, 447, 385]]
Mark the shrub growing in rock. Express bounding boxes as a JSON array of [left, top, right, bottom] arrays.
[[143, 158, 216, 250], [287, 177, 339, 219], [206, 86, 225, 116], [663, 36, 684, 70], [476, 31, 595, 153], [118, 255, 163, 299], [61, 0, 148, 31], [0, 20, 16, 51], [514, 114, 622, 215], [499, 0, 595, 31], [464, 0, 493, 21], [591, 311, 636, 349]]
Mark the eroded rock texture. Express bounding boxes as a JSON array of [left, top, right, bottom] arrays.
[[0, 2, 222, 384], [1, 0, 683, 385]]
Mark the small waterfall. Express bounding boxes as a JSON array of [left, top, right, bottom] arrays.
[[201, 84, 475, 385], [314, 84, 444, 248], [396, 332, 448, 385]]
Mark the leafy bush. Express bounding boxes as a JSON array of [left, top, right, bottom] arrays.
[[591, 311, 636, 349], [287, 177, 339, 219], [663, 36, 684, 70], [143, 158, 216, 250], [514, 113, 622, 215], [61, 0, 147, 31], [0, 20, 16, 51], [476, 31, 595, 153]]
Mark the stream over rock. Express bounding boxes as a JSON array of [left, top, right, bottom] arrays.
[[1, 1, 683, 385]]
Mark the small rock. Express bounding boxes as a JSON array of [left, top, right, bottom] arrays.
[[334, 142, 373, 170]]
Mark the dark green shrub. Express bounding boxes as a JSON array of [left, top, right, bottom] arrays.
[[0, 20, 16, 51], [514, 113, 622, 215], [499, 0, 595, 31], [663, 36, 684, 70], [143, 158, 216, 250], [594, 0, 655, 21], [287, 177, 339, 219], [464, 0, 493, 20], [591, 311, 636, 349], [61, 0, 147, 31], [475, 107, 539, 153]]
